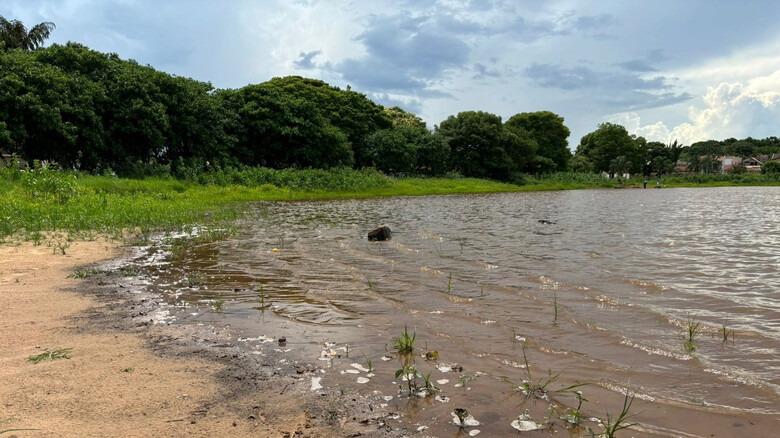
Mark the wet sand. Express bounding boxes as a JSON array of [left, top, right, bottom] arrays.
[[0, 240, 403, 437]]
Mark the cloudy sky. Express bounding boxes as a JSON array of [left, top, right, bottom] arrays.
[[3, 0, 779, 148]]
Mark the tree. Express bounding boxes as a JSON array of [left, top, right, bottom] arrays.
[[569, 154, 593, 173], [0, 17, 55, 51], [575, 123, 640, 174], [258, 76, 391, 168], [505, 111, 571, 172], [218, 85, 352, 169], [609, 155, 632, 176], [362, 127, 418, 174], [761, 161, 780, 175], [436, 111, 535, 181]]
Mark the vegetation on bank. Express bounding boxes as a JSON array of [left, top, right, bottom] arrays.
[[4, 160, 779, 245]]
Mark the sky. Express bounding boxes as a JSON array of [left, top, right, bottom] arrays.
[[2, 0, 779, 149]]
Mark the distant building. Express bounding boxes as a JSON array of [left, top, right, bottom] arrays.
[[719, 156, 742, 174]]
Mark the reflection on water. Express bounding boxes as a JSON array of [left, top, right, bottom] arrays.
[[141, 187, 779, 436]]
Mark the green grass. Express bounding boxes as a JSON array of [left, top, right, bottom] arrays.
[[4, 165, 779, 245], [684, 317, 701, 352], [28, 347, 72, 364], [590, 384, 638, 438], [392, 325, 417, 355]]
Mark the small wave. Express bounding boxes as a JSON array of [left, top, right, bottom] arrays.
[[620, 339, 692, 361]]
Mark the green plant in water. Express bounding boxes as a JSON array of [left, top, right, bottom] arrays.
[[553, 292, 559, 324], [565, 390, 589, 425], [28, 347, 72, 364], [212, 299, 224, 312], [589, 385, 638, 438], [457, 373, 476, 389], [721, 321, 734, 342], [447, 273, 453, 294], [684, 317, 701, 351], [362, 352, 373, 373], [392, 325, 417, 354], [502, 344, 585, 399]]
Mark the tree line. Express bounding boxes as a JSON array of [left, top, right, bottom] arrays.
[[0, 41, 573, 181], [572, 122, 780, 177], [1, 18, 777, 181]]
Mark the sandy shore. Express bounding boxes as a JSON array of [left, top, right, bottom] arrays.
[[0, 240, 401, 437]]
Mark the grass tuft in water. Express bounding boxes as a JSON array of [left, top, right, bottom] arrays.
[[392, 325, 417, 355], [684, 317, 701, 352], [502, 344, 585, 399], [721, 321, 734, 343], [589, 384, 638, 438], [28, 348, 72, 364]]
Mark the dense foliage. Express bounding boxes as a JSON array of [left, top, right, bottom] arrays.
[[574, 122, 779, 177], [0, 38, 578, 182], [1, 21, 777, 182]]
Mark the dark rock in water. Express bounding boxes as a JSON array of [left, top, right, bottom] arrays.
[[538, 219, 556, 225], [368, 225, 392, 241]]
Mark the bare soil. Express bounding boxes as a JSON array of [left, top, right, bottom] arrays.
[[0, 240, 404, 437]]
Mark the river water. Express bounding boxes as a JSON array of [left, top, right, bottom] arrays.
[[139, 186, 779, 437]]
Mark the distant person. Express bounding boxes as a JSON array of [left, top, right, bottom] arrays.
[[643, 180, 648, 189], [656, 180, 661, 188]]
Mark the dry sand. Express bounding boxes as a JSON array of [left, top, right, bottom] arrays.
[[0, 240, 399, 437]]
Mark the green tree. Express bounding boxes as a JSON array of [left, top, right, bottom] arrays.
[[436, 111, 535, 181], [384, 106, 427, 130], [415, 131, 450, 176], [362, 127, 418, 174], [761, 161, 780, 175], [258, 76, 391, 168], [218, 85, 352, 169], [609, 155, 632, 176], [0, 16, 55, 51], [575, 123, 640, 174], [569, 154, 593, 173], [505, 111, 571, 172], [0, 48, 105, 168]]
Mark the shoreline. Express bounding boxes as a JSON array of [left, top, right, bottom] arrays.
[[0, 240, 405, 437]]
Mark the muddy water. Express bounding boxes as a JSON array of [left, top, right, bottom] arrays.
[[141, 187, 779, 437]]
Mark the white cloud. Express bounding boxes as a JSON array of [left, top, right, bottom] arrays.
[[611, 74, 780, 144]]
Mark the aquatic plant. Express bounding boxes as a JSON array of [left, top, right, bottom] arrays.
[[362, 352, 373, 373], [560, 389, 589, 425], [553, 292, 559, 324], [721, 321, 734, 342], [502, 344, 585, 399], [212, 299, 224, 312], [589, 384, 637, 438], [447, 273, 453, 294], [28, 347, 72, 364], [392, 325, 417, 354], [395, 364, 423, 395], [684, 317, 701, 351]]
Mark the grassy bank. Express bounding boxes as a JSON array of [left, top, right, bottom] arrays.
[[3, 165, 778, 244], [0, 166, 523, 243]]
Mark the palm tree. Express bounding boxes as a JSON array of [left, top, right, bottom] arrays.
[[0, 16, 55, 51]]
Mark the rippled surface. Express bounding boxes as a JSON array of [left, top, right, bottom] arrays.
[[141, 187, 779, 436]]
